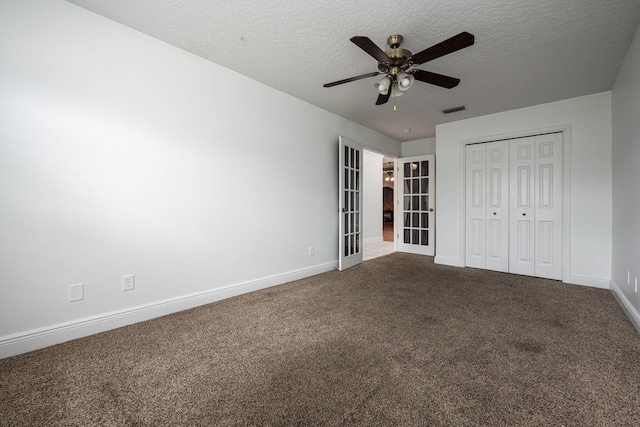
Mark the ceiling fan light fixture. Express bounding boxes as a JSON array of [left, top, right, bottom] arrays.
[[375, 76, 391, 95], [390, 82, 404, 97], [396, 72, 414, 91]]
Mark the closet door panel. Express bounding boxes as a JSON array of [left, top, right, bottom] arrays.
[[534, 133, 563, 280], [485, 140, 509, 272], [509, 137, 535, 276], [465, 145, 486, 268]]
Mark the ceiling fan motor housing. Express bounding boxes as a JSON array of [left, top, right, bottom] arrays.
[[378, 34, 412, 75]]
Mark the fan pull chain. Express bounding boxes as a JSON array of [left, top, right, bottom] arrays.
[[394, 96, 397, 111]]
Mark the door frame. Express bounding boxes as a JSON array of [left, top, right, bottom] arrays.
[[459, 124, 572, 283]]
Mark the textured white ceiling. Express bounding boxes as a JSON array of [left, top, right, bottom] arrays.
[[66, 0, 640, 141]]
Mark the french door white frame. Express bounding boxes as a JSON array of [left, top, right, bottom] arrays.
[[395, 155, 436, 256], [460, 125, 572, 283], [338, 136, 364, 271]]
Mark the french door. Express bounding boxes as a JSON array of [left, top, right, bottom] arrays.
[[395, 155, 435, 256], [338, 136, 363, 271]]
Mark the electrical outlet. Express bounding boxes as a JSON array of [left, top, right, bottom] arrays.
[[308, 246, 314, 256], [122, 274, 135, 291], [69, 283, 84, 302]]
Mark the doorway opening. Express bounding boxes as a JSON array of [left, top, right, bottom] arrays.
[[362, 151, 395, 261], [382, 158, 395, 243]]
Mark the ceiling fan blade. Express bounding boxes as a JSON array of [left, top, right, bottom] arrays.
[[323, 71, 380, 88], [411, 32, 475, 65], [413, 70, 460, 89], [376, 90, 391, 105], [351, 36, 392, 63]]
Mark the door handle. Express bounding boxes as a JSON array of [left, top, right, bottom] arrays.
[[429, 208, 434, 212], [522, 212, 526, 216]]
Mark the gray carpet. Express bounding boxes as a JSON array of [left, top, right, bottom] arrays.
[[1, 253, 639, 426]]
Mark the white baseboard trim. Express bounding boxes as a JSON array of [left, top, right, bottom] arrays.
[[434, 256, 464, 267], [0, 261, 337, 359], [610, 279, 640, 335], [363, 236, 383, 245], [568, 275, 610, 289]]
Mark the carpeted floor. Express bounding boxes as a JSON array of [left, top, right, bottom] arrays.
[[1, 253, 639, 426]]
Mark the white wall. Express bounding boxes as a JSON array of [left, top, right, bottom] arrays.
[[0, 0, 400, 357], [401, 137, 436, 157], [363, 150, 383, 243], [435, 92, 612, 288], [611, 25, 640, 331]]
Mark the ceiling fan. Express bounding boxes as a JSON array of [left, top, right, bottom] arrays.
[[323, 32, 475, 106]]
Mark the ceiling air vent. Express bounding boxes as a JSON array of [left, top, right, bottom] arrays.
[[441, 105, 466, 114]]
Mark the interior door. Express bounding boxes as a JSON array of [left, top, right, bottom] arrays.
[[338, 136, 363, 270], [509, 136, 535, 276], [533, 133, 563, 280], [465, 141, 509, 271], [465, 144, 486, 268], [395, 155, 435, 256], [485, 140, 509, 272]]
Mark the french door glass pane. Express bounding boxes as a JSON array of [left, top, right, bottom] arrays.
[[342, 144, 362, 261], [412, 179, 420, 194], [421, 196, 428, 211], [421, 178, 429, 193]]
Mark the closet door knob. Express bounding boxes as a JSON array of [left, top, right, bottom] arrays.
[[493, 212, 497, 215], [522, 213, 526, 216]]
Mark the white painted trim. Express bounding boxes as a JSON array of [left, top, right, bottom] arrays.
[[434, 256, 464, 267], [610, 279, 640, 335], [0, 261, 337, 359], [569, 275, 610, 289], [363, 236, 384, 245]]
